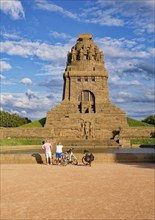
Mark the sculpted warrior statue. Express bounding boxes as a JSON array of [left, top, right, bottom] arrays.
[[67, 52, 71, 64], [88, 46, 93, 60], [94, 46, 99, 61], [71, 47, 76, 61], [79, 48, 84, 60], [100, 51, 104, 62], [96, 51, 100, 61]]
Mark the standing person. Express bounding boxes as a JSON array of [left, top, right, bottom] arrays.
[[42, 139, 52, 165], [56, 142, 63, 165]]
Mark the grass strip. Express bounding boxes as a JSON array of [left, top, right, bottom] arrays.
[[130, 138, 155, 145], [0, 139, 43, 146]]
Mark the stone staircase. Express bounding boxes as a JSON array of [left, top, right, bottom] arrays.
[[58, 139, 119, 148]]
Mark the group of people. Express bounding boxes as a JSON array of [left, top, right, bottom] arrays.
[[42, 139, 63, 165]]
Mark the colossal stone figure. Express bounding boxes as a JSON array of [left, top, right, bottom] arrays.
[[88, 46, 93, 60], [67, 52, 71, 64], [79, 48, 84, 60], [71, 47, 76, 61], [100, 51, 104, 63]]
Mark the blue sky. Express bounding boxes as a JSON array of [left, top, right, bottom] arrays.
[[0, 0, 155, 121]]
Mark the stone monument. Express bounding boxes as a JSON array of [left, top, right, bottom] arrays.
[[45, 34, 128, 143]]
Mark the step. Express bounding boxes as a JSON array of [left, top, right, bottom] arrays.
[[58, 139, 119, 147]]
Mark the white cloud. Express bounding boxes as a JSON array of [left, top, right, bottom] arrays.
[[1, 90, 60, 120], [0, 74, 6, 79], [97, 0, 154, 14], [1, 36, 152, 63], [35, 0, 79, 20], [35, 0, 124, 27], [119, 91, 132, 97], [0, 40, 72, 61], [86, 0, 155, 33], [37, 64, 65, 76], [105, 46, 149, 59], [106, 58, 153, 80], [1, 93, 14, 105], [143, 0, 155, 8], [148, 48, 155, 58], [144, 88, 155, 102], [35, 42, 70, 61], [20, 78, 33, 85], [0, 0, 25, 20], [95, 37, 151, 59], [145, 23, 155, 34], [95, 37, 137, 48], [34, 0, 154, 33], [50, 31, 72, 39], [0, 60, 12, 72], [0, 106, 3, 111], [111, 88, 155, 109], [1, 32, 21, 40], [85, 13, 124, 27], [0, 41, 36, 57], [0, 80, 16, 85], [110, 75, 141, 86], [9, 109, 27, 116]]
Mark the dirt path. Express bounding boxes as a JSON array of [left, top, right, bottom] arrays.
[[1, 163, 155, 220]]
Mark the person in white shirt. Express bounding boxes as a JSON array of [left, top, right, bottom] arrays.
[[42, 139, 52, 165], [56, 142, 63, 164]]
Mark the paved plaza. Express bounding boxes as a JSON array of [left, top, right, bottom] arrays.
[[1, 163, 155, 220]]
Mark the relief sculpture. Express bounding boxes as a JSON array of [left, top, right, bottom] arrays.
[[81, 121, 93, 139]]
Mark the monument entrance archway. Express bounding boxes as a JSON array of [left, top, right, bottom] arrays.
[[78, 90, 95, 113]]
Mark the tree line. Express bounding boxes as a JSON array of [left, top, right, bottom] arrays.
[[142, 115, 155, 126], [0, 111, 31, 127]]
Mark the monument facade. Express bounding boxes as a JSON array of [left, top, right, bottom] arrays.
[[45, 34, 128, 141]]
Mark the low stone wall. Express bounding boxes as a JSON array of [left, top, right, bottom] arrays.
[[0, 152, 154, 164], [119, 127, 155, 146], [0, 127, 54, 139], [0, 126, 154, 138], [0, 126, 154, 148], [121, 127, 155, 138]]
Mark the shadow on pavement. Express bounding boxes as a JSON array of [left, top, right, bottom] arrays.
[[32, 153, 43, 164], [118, 162, 155, 169]]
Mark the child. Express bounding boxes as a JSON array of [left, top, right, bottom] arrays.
[[56, 142, 63, 165]]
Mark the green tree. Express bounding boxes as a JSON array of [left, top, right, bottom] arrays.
[[0, 111, 31, 127], [142, 115, 155, 126]]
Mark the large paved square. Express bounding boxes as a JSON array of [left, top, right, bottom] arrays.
[[1, 163, 155, 220]]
